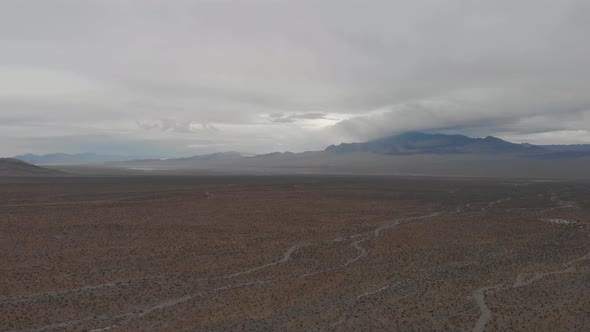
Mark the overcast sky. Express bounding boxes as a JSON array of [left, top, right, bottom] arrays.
[[1, 0, 590, 157]]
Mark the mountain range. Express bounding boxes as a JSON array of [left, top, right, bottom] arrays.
[[14, 152, 249, 165], [18, 133, 590, 165], [10, 132, 590, 179], [326, 132, 548, 155]]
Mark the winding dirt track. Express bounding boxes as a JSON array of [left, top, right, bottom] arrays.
[[330, 282, 399, 328], [223, 243, 310, 280], [473, 285, 501, 332]]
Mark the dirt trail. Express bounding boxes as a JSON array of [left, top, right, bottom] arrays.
[[330, 282, 400, 328], [473, 284, 503, 332], [223, 243, 309, 279]]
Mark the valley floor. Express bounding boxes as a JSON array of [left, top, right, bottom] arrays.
[[0, 175, 589, 331]]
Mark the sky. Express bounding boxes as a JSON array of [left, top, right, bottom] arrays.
[[1, 0, 590, 157]]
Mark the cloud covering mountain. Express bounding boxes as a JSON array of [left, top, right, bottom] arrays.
[[1, 0, 590, 156]]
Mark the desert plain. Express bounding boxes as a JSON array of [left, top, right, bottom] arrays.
[[0, 175, 589, 331]]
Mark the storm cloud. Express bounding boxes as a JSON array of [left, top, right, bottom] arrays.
[[1, 0, 590, 156]]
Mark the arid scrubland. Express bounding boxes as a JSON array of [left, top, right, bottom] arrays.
[[0, 176, 589, 331]]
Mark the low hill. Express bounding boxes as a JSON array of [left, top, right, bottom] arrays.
[[15, 153, 151, 165], [0, 158, 68, 177]]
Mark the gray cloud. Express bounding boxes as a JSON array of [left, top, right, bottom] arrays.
[[269, 112, 332, 123], [1, 0, 590, 156], [137, 119, 219, 134]]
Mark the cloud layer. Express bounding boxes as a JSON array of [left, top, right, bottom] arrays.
[[1, 0, 590, 156]]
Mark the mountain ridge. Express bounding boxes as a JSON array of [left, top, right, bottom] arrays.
[[325, 132, 547, 155]]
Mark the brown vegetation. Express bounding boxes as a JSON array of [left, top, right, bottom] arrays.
[[0, 176, 588, 331]]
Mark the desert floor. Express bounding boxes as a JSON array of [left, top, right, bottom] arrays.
[[1, 175, 589, 331]]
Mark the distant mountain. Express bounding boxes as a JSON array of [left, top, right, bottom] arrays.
[[47, 132, 590, 179], [0, 158, 67, 177], [28, 133, 590, 179], [326, 132, 546, 155], [119, 152, 247, 164], [172, 151, 245, 161], [15, 153, 151, 165], [251, 152, 296, 159]]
